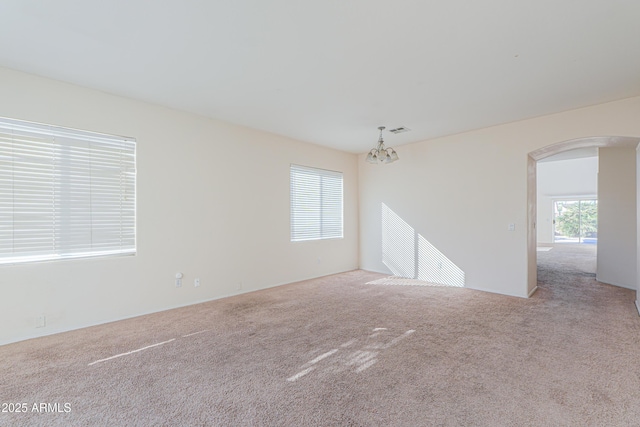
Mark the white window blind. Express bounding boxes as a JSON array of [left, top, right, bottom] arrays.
[[290, 164, 343, 241], [0, 117, 136, 264]]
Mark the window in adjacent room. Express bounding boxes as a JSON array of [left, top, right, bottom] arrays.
[[290, 164, 343, 242], [0, 117, 136, 264]]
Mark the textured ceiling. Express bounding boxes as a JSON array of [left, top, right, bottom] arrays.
[[1, 1, 639, 153]]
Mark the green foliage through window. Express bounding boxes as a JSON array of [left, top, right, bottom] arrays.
[[555, 200, 597, 239]]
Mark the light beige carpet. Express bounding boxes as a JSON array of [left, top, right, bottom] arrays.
[[366, 276, 456, 287], [1, 244, 639, 426]]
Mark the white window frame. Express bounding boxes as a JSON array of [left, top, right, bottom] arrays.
[[0, 117, 136, 265], [290, 164, 343, 242]]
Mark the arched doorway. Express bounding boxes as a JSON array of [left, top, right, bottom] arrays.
[[527, 136, 640, 298]]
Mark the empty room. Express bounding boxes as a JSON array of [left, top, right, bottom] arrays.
[[2, 1, 640, 426]]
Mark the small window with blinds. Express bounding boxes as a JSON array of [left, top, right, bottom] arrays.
[[290, 164, 343, 242], [0, 117, 136, 265]]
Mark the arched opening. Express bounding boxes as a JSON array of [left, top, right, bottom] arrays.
[[527, 136, 640, 300]]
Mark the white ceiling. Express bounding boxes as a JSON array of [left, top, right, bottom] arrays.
[[1, 1, 639, 153]]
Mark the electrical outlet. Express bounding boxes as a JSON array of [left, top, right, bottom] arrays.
[[194, 278, 200, 287], [175, 278, 182, 288], [36, 315, 46, 328]]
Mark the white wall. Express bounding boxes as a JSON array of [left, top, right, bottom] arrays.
[[527, 155, 537, 295], [0, 67, 359, 345], [637, 145, 640, 309], [536, 156, 598, 243], [359, 96, 640, 298], [597, 147, 637, 288]]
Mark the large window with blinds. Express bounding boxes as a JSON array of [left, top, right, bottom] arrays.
[[290, 164, 343, 242], [0, 117, 136, 265]]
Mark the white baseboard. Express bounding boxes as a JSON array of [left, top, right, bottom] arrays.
[[595, 276, 636, 290], [528, 286, 538, 298], [635, 300, 640, 316]]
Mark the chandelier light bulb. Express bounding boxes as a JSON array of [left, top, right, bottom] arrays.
[[366, 126, 399, 164]]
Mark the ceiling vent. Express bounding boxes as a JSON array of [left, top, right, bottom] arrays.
[[388, 126, 411, 134]]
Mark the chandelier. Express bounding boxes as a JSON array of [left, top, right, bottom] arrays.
[[366, 126, 399, 164]]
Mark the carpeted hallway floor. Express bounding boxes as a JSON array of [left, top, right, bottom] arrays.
[[1, 244, 639, 426]]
